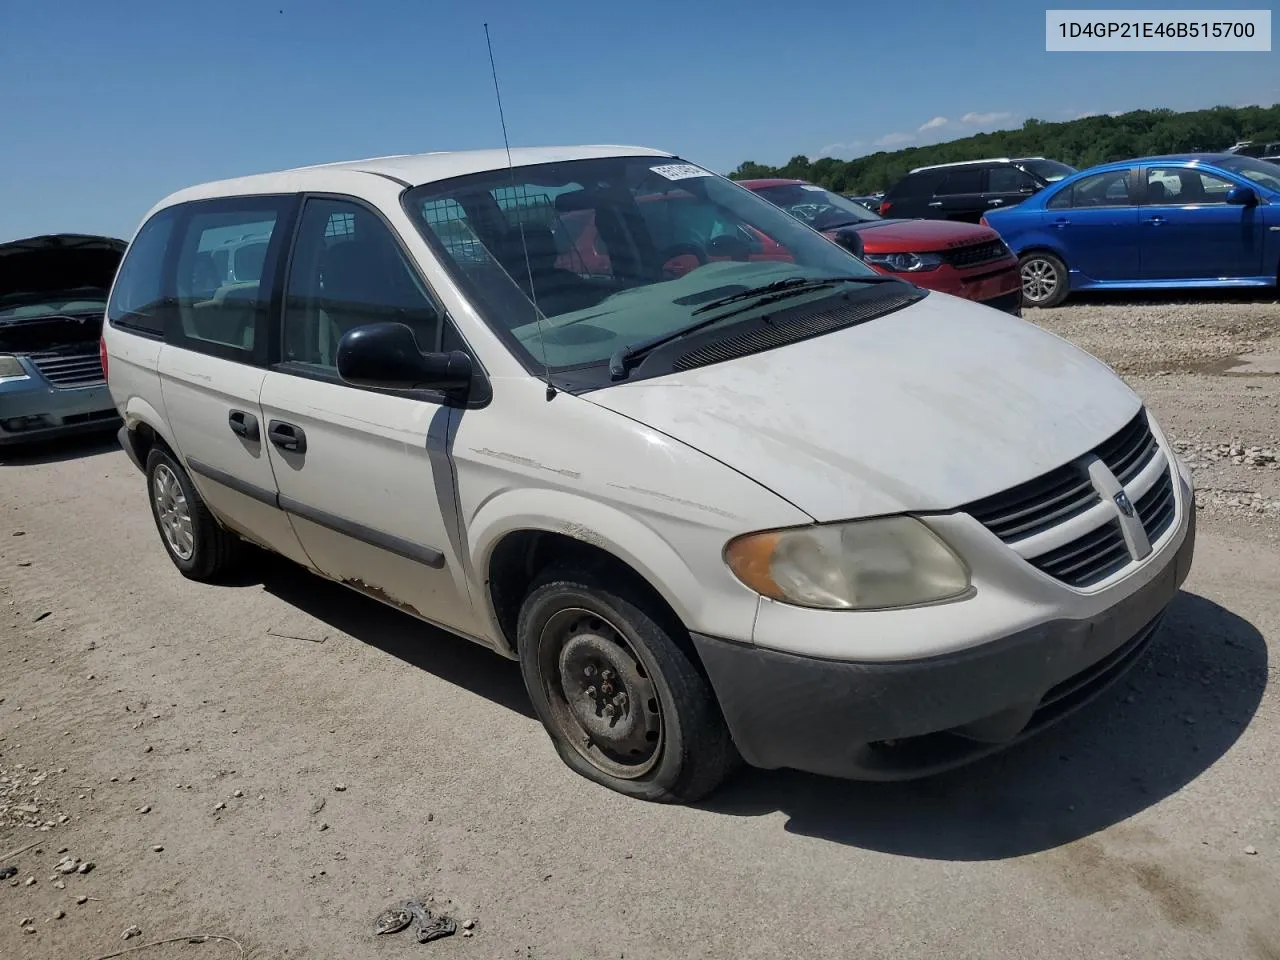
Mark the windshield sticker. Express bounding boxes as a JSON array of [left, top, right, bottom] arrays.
[[650, 163, 712, 181], [801, 184, 826, 191]]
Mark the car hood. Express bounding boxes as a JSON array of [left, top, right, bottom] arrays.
[[824, 218, 1000, 252], [584, 292, 1141, 522], [0, 233, 126, 304]]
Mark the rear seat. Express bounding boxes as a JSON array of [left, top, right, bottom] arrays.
[[185, 282, 259, 349]]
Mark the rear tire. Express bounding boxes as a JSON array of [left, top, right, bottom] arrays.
[[516, 564, 736, 803], [1019, 251, 1069, 308], [145, 447, 244, 581]]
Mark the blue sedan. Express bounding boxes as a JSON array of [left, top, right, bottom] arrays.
[[980, 153, 1280, 307]]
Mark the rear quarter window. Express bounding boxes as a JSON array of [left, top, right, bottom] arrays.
[[107, 208, 179, 336]]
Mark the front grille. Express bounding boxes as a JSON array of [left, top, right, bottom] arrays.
[[964, 410, 1157, 543], [672, 291, 918, 372], [29, 350, 105, 388], [1135, 468, 1175, 542], [1093, 411, 1160, 485], [940, 239, 1009, 268], [963, 409, 1177, 589], [1027, 519, 1131, 588]]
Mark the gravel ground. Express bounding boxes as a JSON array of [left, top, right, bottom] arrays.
[[1, 294, 1278, 960]]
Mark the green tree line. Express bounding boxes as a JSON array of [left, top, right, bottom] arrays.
[[728, 105, 1280, 194]]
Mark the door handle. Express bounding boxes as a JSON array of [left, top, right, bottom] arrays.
[[227, 409, 260, 441], [987, 198, 1004, 205], [1146, 216, 1166, 225], [927, 201, 943, 208], [267, 420, 307, 454], [1052, 218, 1070, 228]]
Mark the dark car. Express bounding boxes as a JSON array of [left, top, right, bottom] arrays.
[[843, 194, 882, 212], [1225, 140, 1280, 158], [879, 157, 1076, 223], [0, 234, 124, 445]]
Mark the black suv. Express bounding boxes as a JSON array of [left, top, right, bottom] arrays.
[[879, 157, 1076, 223]]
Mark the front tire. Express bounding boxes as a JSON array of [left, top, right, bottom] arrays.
[[516, 565, 736, 803], [145, 447, 244, 581], [1019, 251, 1069, 308]]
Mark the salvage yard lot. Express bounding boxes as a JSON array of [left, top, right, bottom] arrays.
[[2, 294, 1278, 960]]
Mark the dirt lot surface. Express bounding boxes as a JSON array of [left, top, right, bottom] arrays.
[[2, 293, 1279, 960]]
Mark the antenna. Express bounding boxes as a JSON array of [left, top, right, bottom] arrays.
[[484, 22, 556, 401]]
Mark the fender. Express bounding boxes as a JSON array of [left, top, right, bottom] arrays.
[[121, 396, 183, 463], [467, 487, 764, 655]]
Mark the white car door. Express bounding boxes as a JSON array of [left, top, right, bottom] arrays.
[[258, 196, 481, 637], [156, 196, 311, 566]]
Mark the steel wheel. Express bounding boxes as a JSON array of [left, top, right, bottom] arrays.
[[152, 462, 195, 561], [1021, 256, 1060, 305], [537, 606, 664, 779]]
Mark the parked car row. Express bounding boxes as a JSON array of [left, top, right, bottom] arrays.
[[786, 149, 1280, 309], [100, 145, 1196, 803]]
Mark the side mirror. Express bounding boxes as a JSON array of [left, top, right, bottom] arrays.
[[831, 227, 865, 258], [1226, 185, 1258, 206], [336, 322, 473, 394]]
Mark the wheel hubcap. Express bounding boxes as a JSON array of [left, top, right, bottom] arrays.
[[540, 608, 663, 779], [1021, 258, 1058, 303], [152, 464, 195, 561]]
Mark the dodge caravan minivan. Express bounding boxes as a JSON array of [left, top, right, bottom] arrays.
[[103, 146, 1195, 803]]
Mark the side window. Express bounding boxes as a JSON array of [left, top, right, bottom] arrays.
[[1058, 170, 1135, 208], [106, 208, 179, 336], [1047, 185, 1074, 209], [987, 166, 1037, 193], [171, 199, 289, 356], [1144, 167, 1232, 205], [1194, 171, 1236, 202], [936, 168, 985, 195], [281, 198, 443, 371]]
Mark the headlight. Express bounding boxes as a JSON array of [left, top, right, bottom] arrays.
[[724, 516, 971, 610], [862, 252, 943, 272], [0, 355, 29, 382]]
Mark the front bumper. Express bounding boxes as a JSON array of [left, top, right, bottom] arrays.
[[0, 378, 118, 445], [692, 506, 1195, 781], [889, 258, 1021, 312]]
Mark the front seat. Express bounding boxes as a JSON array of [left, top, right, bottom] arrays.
[[506, 225, 599, 313], [318, 236, 438, 356]]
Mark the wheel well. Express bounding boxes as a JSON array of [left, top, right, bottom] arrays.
[[1017, 245, 1066, 267], [123, 422, 175, 468], [487, 530, 698, 663]]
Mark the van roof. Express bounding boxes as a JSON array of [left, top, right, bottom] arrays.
[[147, 145, 676, 217]]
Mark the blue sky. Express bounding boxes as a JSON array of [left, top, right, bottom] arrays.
[[2, 0, 1276, 241]]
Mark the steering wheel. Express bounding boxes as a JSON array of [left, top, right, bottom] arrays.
[[658, 241, 709, 279], [707, 233, 752, 261]]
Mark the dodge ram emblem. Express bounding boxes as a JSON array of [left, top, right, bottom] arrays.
[[1113, 491, 1135, 518]]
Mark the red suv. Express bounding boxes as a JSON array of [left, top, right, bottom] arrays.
[[741, 179, 1022, 314]]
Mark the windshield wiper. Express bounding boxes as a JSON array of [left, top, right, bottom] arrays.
[[689, 275, 890, 316], [607, 275, 896, 381]]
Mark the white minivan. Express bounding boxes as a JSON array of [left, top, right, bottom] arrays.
[[103, 146, 1195, 803]]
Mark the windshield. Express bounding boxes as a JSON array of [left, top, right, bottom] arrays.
[[1018, 159, 1076, 183], [749, 183, 882, 229], [403, 156, 885, 379], [0, 289, 108, 322], [1217, 156, 1280, 191]]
